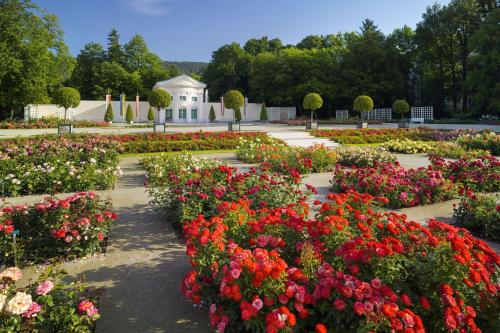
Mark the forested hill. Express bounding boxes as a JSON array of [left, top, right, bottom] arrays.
[[164, 61, 208, 74]]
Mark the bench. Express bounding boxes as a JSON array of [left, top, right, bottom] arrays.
[[411, 117, 425, 124]]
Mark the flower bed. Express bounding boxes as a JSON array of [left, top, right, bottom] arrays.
[[236, 138, 337, 174], [141, 153, 312, 229], [335, 146, 396, 167], [428, 142, 490, 159], [311, 128, 478, 144], [381, 139, 434, 154], [331, 162, 456, 208], [0, 266, 99, 332], [454, 190, 500, 241], [430, 156, 500, 192], [456, 132, 499, 156], [271, 118, 383, 125], [0, 136, 121, 196], [0, 117, 110, 129], [0, 192, 117, 265], [178, 188, 499, 332]]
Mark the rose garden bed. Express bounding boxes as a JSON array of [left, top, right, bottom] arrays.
[[143, 156, 500, 332]]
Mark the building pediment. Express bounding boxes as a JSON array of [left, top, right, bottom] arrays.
[[154, 74, 207, 90]]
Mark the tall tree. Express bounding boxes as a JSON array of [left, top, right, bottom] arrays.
[[107, 28, 124, 64], [467, 7, 500, 116], [0, 0, 72, 118], [69, 43, 106, 99], [124, 34, 149, 71]]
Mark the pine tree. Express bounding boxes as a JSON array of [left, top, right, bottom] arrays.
[[260, 102, 268, 121], [126, 104, 134, 123], [147, 106, 155, 122], [104, 103, 114, 122], [209, 105, 216, 122]]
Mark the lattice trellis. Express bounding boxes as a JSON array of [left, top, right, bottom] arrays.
[[411, 106, 433, 120], [367, 108, 392, 121], [336, 110, 349, 120], [268, 107, 296, 121]]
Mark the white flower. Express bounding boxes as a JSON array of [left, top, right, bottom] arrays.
[[0, 294, 6, 312], [5, 292, 32, 315], [90, 158, 97, 164]]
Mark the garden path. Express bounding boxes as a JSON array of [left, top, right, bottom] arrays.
[[267, 131, 339, 148]]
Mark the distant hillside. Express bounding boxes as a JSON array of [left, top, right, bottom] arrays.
[[164, 61, 208, 74]]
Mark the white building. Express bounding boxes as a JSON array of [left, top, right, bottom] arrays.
[[24, 75, 297, 123], [153, 74, 208, 123]]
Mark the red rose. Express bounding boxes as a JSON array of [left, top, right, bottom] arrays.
[[315, 323, 327, 333]]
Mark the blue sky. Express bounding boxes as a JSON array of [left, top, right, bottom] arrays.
[[34, 0, 449, 62]]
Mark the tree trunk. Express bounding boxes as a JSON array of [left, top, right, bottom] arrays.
[[64, 108, 67, 124], [461, 34, 468, 114]]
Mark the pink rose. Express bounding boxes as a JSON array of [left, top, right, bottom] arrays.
[[22, 302, 42, 318], [36, 280, 54, 295], [78, 300, 99, 320]]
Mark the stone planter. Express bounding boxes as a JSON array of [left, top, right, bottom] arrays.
[[398, 122, 410, 128], [357, 122, 368, 129], [306, 122, 318, 130], [58, 124, 73, 134], [154, 124, 166, 133]]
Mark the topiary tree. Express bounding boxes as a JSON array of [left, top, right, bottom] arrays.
[[260, 102, 268, 121], [209, 105, 216, 123], [104, 103, 114, 122], [126, 104, 134, 123], [353, 95, 374, 121], [52, 87, 80, 124], [303, 93, 323, 122], [392, 99, 410, 120], [223, 90, 244, 123], [147, 106, 155, 123], [148, 89, 172, 124]]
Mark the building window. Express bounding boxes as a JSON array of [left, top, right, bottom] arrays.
[[192, 96, 197, 102], [179, 108, 187, 119], [166, 108, 172, 119], [180, 96, 187, 101], [191, 108, 198, 119]]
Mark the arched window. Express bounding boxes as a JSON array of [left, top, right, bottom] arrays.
[[191, 108, 198, 119]]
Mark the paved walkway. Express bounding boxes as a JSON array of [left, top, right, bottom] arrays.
[[268, 131, 339, 148]]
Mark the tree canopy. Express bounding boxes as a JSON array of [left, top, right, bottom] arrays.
[[149, 89, 172, 110]]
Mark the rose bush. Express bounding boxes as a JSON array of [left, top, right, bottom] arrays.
[[236, 138, 337, 174], [0, 117, 110, 129], [0, 192, 117, 265], [178, 187, 500, 332], [428, 142, 490, 160], [331, 162, 456, 208], [0, 136, 121, 196], [454, 190, 500, 241], [0, 266, 99, 332], [430, 156, 500, 192], [141, 153, 313, 229], [381, 139, 434, 154], [456, 132, 499, 156], [335, 146, 396, 167]]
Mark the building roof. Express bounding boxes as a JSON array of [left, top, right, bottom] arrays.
[[154, 74, 207, 90]]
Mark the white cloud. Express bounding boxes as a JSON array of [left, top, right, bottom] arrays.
[[120, 0, 171, 16]]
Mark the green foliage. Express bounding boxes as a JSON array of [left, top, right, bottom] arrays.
[[467, 7, 500, 116], [353, 95, 374, 116], [223, 90, 244, 120], [0, 0, 74, 117], [209, 105, 216, 122], [104, 103, 114, 122], [147, 106, 155, 122], [126, 104, 134, 123], [234, 108, 242, 122], [52, 87, 81, 122], [392, 99, 410, 119], [454, 193, 500, 241], [303, 93, 323, 111], [260, 102, 268, 121], [148, 89, 172, 110]]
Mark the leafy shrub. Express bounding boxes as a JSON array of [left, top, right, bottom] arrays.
[[126, 104, 134, 123], [0, 192, 116, 265], [454, 191, 500, 241], [0, 136, 121, 196], [0, 266, 99, 332], [209, 105, 216, 122], [335, 146, 396, 167], [237, 138, 337, 173], [353, 95, 373, 120], [456, 132, 499, 155], [224, 90, 244, 121], [259, 102, 268, 121], [392, 100, 410, 120], [332, 162, 456, 208], [147, 106, 155, 122], [381, 139, 434, 154], [0, 117, 110, 129], [430, 155, 500, 192]]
